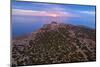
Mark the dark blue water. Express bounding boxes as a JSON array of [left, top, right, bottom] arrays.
[[12, 15, 95, 37]]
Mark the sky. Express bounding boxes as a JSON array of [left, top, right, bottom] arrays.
[[12, 1, 96, 28], [12, 1, 96, 37], [12, 1, 95, 16]]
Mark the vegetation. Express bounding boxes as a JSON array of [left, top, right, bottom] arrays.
[[12, 22, 96, 66]]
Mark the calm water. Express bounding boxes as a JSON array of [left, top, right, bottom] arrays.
[[12, 15, 95, 37]]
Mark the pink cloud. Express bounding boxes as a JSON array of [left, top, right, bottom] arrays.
[[12, 9, 77, 18]]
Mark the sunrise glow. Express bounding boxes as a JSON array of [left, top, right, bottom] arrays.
[[49, 13, 58, 17]]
